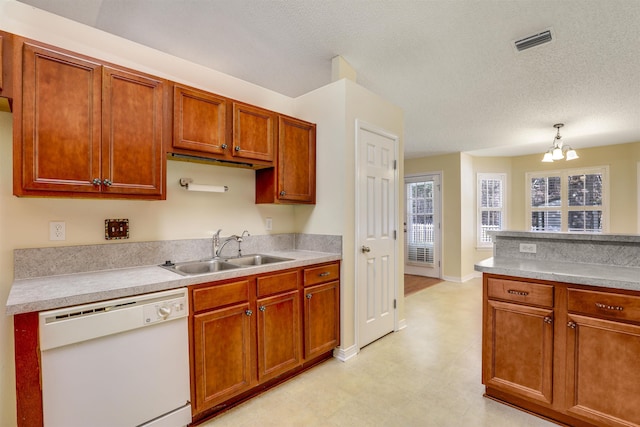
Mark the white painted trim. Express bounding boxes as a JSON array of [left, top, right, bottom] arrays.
[[354, 119, 400, 351], [442, 272, 480, 283], [333, 344, 359, 362], [403, 172, 443, 279], [397, 318, 408, 331]]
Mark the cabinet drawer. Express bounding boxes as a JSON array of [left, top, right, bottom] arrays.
[[487, 278, 554, 308], [568, 288, 640, 324], [192, 280, 250, 312], [257, 270, 298, 297], [304, 263, 340, 287]]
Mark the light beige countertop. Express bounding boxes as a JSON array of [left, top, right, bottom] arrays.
[[475, 257, 640, 291], [7, 250, 340, 316]]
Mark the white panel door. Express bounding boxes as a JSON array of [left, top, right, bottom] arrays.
[[357, 122, 397, 348]]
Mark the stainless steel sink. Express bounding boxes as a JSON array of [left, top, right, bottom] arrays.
[[223, 254, 292, 266], [161, 254, 292, 276], [162, 259, 240, 276]]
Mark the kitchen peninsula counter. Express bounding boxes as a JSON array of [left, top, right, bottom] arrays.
[[475, 231, 640, 290]]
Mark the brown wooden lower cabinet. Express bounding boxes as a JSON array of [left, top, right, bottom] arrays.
[[483, 273, 640, 427], [190, 261, 340, 423]]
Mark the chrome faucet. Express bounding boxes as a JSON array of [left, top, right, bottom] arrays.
[[216, 234, 242, 258], [212, 229, 222, 258]]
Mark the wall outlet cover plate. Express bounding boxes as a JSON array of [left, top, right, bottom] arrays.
[[105, 219, 129, 240]]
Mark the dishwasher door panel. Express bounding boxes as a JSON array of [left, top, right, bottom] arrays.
[[41, 316, 190, 427]]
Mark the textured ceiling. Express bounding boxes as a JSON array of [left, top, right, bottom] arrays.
[[17, 0, 640, 159]]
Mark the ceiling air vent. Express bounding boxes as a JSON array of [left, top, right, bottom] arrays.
[[514, 29, 553, 52]]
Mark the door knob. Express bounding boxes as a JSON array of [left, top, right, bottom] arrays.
[[361, 246, 371, 253]]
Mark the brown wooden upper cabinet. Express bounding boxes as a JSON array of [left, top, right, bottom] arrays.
[[256, 115, 316, 204], [172, 84, 231, 158], [14, 40, 165, 199], [0, 31, 15, 111], [232, 102, 276, 165]]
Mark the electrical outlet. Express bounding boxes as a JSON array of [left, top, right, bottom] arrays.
[[49, 221, 66, 241], [519, 243, 537, 253], [265, 217, 273, 231]]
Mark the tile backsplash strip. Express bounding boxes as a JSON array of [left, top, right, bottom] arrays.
[[492, 231, 640, 268], [14, 234, 342, 280]]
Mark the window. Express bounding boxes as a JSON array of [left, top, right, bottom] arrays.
[[477, 173, 506, 247], [527, 166, 608, 233]]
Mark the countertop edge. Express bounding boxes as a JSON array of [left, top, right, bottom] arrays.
[[6, 251, 341, 316]]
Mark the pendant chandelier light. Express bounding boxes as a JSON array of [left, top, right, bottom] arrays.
[[542, 123, 579, 162]]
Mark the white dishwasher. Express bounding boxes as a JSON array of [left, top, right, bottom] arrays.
[[39, 288, 191, 427]]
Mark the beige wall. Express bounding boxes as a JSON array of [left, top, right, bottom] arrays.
[[406, 141, 640, 286]]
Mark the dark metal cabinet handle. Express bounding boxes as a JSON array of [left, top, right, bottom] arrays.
[[595, 302, 624, 311], [319, 272, 330, 277], [507, 289, 529, 296]]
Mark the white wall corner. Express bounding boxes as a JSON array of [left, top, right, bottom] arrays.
[[333, 344, 359, 362], [331, 55, 357, 83]]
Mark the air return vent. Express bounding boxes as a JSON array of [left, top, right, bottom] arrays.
[[514, 29, 553, 52]]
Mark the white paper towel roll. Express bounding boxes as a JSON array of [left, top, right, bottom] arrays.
[[186, 184, 228, 193]]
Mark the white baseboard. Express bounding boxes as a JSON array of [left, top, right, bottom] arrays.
[[397, 318, 407, 330], [333, 344, 358, 362], [442, 271, 482, 283]]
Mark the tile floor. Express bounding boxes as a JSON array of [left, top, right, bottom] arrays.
[[201, 278, 556, 426]]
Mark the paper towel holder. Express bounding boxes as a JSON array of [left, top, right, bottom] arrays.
[[179, 178, 228, 193]]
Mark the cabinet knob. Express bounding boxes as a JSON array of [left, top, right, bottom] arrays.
[[567, 321, 577, 329], [103, 179, 113, 187], [543, 316, 553, 324], [92, 178, 102, 186], [221, 144, 228, 149], [306, 293, 312, 299], [280, 190, 286, 196], [235, 146, 241, 151], [245, 309, 253, 316], [259, 306, 266, 312]]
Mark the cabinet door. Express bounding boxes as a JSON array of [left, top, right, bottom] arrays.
[[173, 85, 230, 156], [304, 280, 339, 360], [483, 299, 554, 405], [232, 102, 276, 163], [256, 290, 301, 382], [565, 314, 640, 427], [193, 303, 253, 414], [277, 116, 316, 203], [20, 43, 102, 193], [102, 66, 164, 196]]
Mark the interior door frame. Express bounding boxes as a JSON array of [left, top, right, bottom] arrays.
[[404, 172, 442, 278], [354, 119, 400, 351]]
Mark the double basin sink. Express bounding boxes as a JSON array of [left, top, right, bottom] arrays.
[[161, 254, 293, 276]]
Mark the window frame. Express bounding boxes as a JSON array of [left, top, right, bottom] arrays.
[[525, 165, 609, 233], [477, 173, 507, 248]]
